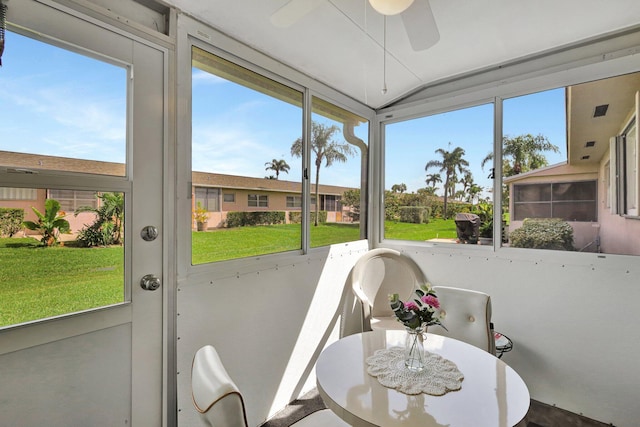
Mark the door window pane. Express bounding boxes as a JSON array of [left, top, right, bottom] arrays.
[[0, 31, 127, 176], [0, 187, 125, 327], [0, 33, 127, 327]]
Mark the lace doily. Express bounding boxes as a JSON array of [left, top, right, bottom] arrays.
[[366, 347, 464, 395]]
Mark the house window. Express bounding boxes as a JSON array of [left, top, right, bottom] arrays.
[[48, 189, 99, 212], [321, 195, 341, 212], [195, 187, 220, 211], [286, 195, 302, 208], [619, 119, 638, 216], [223, 193, 235, 203], [513, 181, 597, 222], [0, 188, 37, 200], [248, 194, 268, 207]]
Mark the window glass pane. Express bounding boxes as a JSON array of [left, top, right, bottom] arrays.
[[624, 121, 637, 211], [0, 31, 127, 176], [191, 47, 303, 263], [0, 33, 127, 327], [514, 184, 551, 202], [0, 188, 125, 327], [384, 104, 493, 244], [504, 72, 640, 255], [552, 181, 596, 201], [309, 97, 367, 247]]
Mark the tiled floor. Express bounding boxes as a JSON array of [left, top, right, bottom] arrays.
[[261, 389, 614, 427]]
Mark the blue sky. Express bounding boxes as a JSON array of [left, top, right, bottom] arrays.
[[2, 30, 566, 197]]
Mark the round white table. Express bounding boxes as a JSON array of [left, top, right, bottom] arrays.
[[316, 330, 530, 427]]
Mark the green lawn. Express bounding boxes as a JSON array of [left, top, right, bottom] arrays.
[[0, 238, 124, 327], [1, 219, 457, 327]]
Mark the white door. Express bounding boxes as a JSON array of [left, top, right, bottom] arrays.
[[0, 2, 167, 426]]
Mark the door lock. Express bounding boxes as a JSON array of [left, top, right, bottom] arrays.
[[140, 274, 161, 291]]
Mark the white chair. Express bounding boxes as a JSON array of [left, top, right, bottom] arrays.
[[191, 345, 349, 427], [431, 286, 496, 354], [350, 248, 427, 331]]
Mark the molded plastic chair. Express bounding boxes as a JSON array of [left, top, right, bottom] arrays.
[[192, 345, 349, 427], [431, 286, 496, 354], [350, 248, 427, 331]]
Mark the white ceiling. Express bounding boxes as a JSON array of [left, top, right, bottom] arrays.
[[166, 0, 640, 110]]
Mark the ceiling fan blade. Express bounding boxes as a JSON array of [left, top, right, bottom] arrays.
[[270, 0, 324, 28], [401, 0, 440, 51]]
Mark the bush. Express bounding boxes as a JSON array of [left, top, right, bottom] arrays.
[[398, 206, 430, 224], [509, 218, 574, 251], [226, 211, 286, 227], [76, 222, 115, 247], [288, 211, 328, 224], [0, 208, 24, 237]]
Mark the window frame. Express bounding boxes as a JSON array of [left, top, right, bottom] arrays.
[[248, 194, 269, 208], [512, 181, 598, 222]]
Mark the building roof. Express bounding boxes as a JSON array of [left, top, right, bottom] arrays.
[[1, 151, 354, 195]]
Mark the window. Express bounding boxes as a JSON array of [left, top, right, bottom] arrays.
[[384, 104, 494, 243], [191, 46, 303, 264], [195, 187, 220, 211], [248, 194, 268, 207], [513, 181, 597, 221], [503, 73, 640, 255], [617, 118, 638, 215], [309, 96, 367, 246], [286, 195, 302, 208], [48, 189, 98, 212], [321, 195, 341, 212], [0, 32, 127, 327], [0, 188, 37, 200]]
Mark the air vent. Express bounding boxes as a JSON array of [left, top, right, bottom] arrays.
[[581, 155, 591, 160], [585, 141, 596, 148], [593, 104, 609, 117]]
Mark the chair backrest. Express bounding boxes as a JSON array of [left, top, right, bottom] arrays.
[[431, 286, 496, 354], [350, 248, 427, 330], [191, 345, 249, 427]]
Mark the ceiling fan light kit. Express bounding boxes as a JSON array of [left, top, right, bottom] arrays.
[[369, 0, 415, 16]]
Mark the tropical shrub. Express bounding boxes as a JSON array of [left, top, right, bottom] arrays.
[[0, 208, 24, 237], [509, 218, 574, 250], [23, 199, 71, 246], [226, 211, 286, 227], [398, 206, 430, 224], [287, 211, 327, 224], [75, 192, 124, 247]]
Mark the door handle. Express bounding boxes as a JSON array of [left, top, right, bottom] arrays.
[[140, 274, 161, 291]]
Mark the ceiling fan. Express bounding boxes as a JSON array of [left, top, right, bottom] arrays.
[[270, 0, 440, 51]]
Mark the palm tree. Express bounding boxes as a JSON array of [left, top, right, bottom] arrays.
[[425, 145, 470, 218], [291, 121, 355, 226], [391, 183, 407, 194], [466, 183, 483, 204], [481, 133, 559, 176], [264, 158, 290, 179], [425, 173, 442, 191]]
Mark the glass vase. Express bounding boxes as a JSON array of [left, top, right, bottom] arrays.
[[404, 325, 426, 372]]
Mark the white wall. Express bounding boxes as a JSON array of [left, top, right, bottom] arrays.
[[384, 241, 640, 427], [176, 240, 368, 427]]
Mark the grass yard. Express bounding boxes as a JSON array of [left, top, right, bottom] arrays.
[[0, 237, 124, 327], [1, 219, 456, 327]]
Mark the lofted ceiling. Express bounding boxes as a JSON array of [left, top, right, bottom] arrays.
[[165, 0, 640, 110]]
